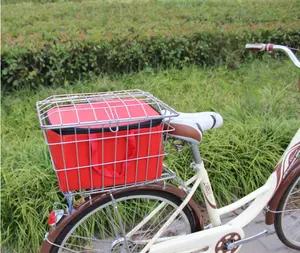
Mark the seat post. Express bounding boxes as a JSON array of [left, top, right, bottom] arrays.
[[191, 144, 222, 227], [191, 144, 202, 164]]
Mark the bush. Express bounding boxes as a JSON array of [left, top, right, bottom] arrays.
[[2, 27, 300, 90], [1, 0, 300, 90]]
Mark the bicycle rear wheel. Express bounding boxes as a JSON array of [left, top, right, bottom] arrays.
[[50, 189, 200, 253], [274, 174, 300, 250]]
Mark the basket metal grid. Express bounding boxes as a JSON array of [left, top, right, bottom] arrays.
[[37, 89, 179, 195]]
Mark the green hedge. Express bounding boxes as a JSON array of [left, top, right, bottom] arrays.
[[2, 28, 300, 90], [2, 0, 300, 90]]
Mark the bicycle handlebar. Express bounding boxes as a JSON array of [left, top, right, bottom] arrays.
[[246, 43, 300, 68]]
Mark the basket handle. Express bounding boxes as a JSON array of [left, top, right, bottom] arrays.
[[91, 131, 137, 178], [121, 131, 137, 174]]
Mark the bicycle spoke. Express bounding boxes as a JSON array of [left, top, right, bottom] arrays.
[[69, 235, 112, 243], [130, 205, 174, 252], [132, 198, 139, 231], [105, 204, 120, 237], [285, 214, 300, 231], [283, 208, 300, 220], [277, 176, 300, 248], [293, 228, 300, 241], [56, 194, 193, 253], [129, 204, 188, 252], [63, 241, 107, 252], [290, 189, 300, 196]]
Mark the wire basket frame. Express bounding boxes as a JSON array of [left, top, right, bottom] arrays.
[[37, 89, 179, 194]]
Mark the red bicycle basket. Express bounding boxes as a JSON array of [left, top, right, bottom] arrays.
[[45, 99, 164, 192]]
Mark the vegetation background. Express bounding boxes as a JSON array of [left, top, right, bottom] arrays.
[[2, 0, 300, 89], [1, 0, 300, 252]]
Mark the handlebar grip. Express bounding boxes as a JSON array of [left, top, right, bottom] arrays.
[[245, 43, 266, 51]]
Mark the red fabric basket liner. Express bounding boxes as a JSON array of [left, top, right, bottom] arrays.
[[45, 99, 164, 192]]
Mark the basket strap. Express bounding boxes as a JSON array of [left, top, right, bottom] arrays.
[[121, 131, 137, 174], [91, 131, 137, 178]]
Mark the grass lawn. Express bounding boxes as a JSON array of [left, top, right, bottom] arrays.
[[1, 57, 300, 252]]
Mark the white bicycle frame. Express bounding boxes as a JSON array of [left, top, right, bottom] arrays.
[[128, 45, 300, 253], [148, 132, 300, 253], [128, 126, 299, 253], [41, 44, 299, 253]]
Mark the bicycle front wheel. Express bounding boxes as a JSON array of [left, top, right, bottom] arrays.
[[275, 174, 300, 250], [50, 189, 199, 253]]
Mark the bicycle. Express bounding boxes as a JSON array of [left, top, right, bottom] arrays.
[[38, 43, 300, 253]]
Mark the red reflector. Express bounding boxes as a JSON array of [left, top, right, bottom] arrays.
[[48, 211, 57, 226]]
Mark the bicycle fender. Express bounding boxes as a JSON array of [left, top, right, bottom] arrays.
[[40, 183, 204, 253], [40, 192, 109, 253], [265, 146, 300, 225]]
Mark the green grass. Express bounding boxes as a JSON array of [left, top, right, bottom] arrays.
[[2, 0, 299, 51], [1, 58, 300, 252]]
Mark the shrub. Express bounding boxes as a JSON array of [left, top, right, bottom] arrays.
[[1, 0, 300, 90], [2, 27, 300, 90]]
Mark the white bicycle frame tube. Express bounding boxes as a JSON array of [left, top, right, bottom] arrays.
[[136, 129, 300, 253], [144, 167, 276, 253], [138, 46, 300, 252]]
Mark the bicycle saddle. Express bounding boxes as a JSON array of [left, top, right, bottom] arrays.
[[163, 111, 223, 144]]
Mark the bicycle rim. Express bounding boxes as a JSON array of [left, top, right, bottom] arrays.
[[276, 175, 300, 249], [51, 190, 196, 253]]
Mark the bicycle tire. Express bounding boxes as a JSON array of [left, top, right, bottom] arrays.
[[50, 189, 200, 253], [274, 174, 300, 250]]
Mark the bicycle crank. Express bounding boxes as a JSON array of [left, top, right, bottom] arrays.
[[225, 230, 268, 251]]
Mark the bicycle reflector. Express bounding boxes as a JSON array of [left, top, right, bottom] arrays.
[[48, 210, 64, 227], [48, 211, 56, 226]]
